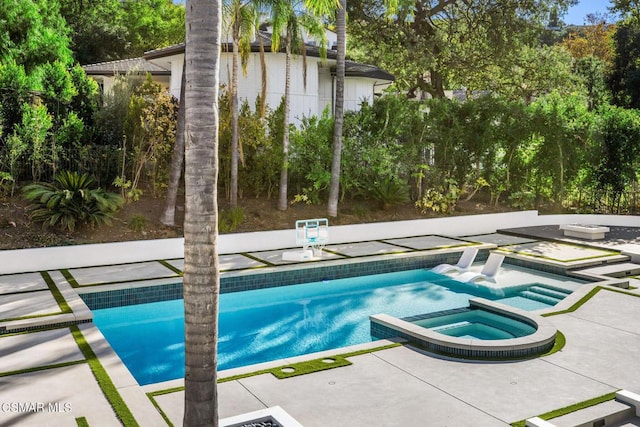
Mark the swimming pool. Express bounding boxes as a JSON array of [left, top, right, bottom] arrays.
[[91, 267, 582, 385]]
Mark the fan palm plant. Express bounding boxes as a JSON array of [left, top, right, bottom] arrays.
[[22, 171, 124, 231]]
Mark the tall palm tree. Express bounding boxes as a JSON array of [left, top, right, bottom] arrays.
[[160, 62, 186, 227], [327, 0, 345, 217], [268, 0, 329, 211], [183, 0, 222, 425], [224, 0, 258, 207]]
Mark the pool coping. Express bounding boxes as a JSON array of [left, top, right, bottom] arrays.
[[370, 298, 558, 359]]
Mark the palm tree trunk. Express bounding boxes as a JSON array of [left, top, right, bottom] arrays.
[[277, 36, 292, 211], [328, 0, 346, 217], [161, 62, 186, 226], [230, 32, 240, 207], [259, 35, 267, 118], [183, 0, 221, 425]]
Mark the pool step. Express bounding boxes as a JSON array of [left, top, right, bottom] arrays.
[[519, 290, 562, 306], [431, 321, 472, 333], [527, 286, 571, 300]]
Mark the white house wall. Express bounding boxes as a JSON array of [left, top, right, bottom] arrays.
[[152, 51, 386, 124], [220, 54, 321, 123]]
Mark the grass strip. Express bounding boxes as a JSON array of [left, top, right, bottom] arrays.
[[272, 356, 352, 379], [542, 285, 640, 318], [541, 330, 566, 356], [41, 271, 72, 313], [146, 395, 175, 427], [61, 269, 81, 288], [75, 416, 90, 427], [71, 326, 139, 427], [510, 391, 617, 427], [542, 287, 603, 317], [0, 360, 86, 377], [158, 260, 183, 276]]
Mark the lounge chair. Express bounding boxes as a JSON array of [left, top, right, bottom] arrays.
[[431, 247, 479, 274], [456, 253, 505, 283]]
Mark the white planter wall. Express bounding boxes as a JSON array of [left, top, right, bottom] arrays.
[[1, 211, 638, 274]]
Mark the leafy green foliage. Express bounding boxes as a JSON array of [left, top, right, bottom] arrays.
[[367, 178, 410, 210], [219, 207, 245, 233], [289, 109, 334, 204], [609, 18, 640, 109], [342, 95, 427, 199], [415, 179, 461, 215], [588, 105, 640, 213], [348, 0, 575, 97], [23, 171, 124, 231], [128, 214, 148, 232], [58, 0, 185, 64]]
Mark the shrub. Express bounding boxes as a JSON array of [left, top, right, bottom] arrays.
[[415, 179, 460, 214], [23, 171, 124, 231], [219, 207, 245, 233], [367, 178, 410, 210], [128, 214, 147, 232]]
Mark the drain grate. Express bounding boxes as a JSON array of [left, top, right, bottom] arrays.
[[226, 415, 283, 427]]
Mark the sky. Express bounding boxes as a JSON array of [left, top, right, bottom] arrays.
[[563, 0, 616, 25]]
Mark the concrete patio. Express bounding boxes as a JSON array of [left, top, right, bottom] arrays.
[[1, 211, 640, 426]]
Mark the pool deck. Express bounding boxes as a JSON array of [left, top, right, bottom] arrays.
[[2, 214, 640, 426]]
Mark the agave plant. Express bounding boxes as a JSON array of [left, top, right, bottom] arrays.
[[23, 171, 124, 231]]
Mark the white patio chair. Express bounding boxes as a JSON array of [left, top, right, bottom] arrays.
[[456, 253, 505, 283], [430, 247, 479, 274]]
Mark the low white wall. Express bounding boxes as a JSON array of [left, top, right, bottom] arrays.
[[1, 211, 637, 275]]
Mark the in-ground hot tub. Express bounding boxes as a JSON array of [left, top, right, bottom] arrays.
[[370, 299, 557, 359], [412, 308, 537, 340]]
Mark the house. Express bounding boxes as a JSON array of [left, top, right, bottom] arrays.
[[83, 31, 394, 124]]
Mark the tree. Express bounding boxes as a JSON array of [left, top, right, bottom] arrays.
[[611, 0, 640, 19], [121, 0, 186, 57], [267, 0, 328, 210], [609, 18, 640, 108], [161, 64, 186, 227], [0, 0, 73, 72], [58, 0, 128, 64], [224, 0, 258, 207], [347, 0, 576, 97], [327, 0, 346, 217], [560, 14, 616, 63], [59, 0, 185, 64], [183, 0, 222, 425]]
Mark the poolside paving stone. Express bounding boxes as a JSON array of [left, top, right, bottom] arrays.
[[323, 240, 411, 257], [233, 351, 510, 426], [465, 232, 538, 246], [152, 379, 266, 424], [68, 261, 179, 286], [0, 364, 120, 426], [0, 328, 83, 373], [382, 235, 471, 250], [0, 272, 49, 295], [166, 254, 268, 272], [544, 291, 640, 391], [248, 249, 343, 265], [375, 345, 615, 424], [0, 290, 61, 320], [499, 241, 618, 262]]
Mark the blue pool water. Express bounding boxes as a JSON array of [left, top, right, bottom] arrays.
[[413, 309, 537, 340], [92, 269, 569, 385]]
